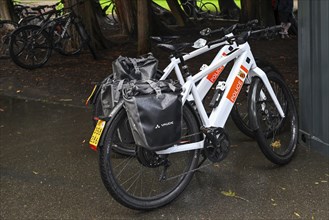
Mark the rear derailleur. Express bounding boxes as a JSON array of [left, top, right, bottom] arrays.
[[136, 146, 170, 181]]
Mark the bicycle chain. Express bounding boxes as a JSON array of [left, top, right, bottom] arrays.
[[164, 160, 214, 181]]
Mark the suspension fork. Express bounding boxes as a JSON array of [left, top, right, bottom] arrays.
[[251, 67, 285, 118]]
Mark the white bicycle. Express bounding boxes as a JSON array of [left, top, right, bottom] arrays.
[[94, 25, 298, 210]]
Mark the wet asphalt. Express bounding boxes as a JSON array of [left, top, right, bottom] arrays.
[[0, 95, 328, 220]]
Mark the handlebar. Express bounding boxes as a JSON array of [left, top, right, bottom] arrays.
[[207, 24, 283, 47], [200, 19, 259, 37]]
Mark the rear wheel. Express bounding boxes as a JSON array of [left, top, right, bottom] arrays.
[[9, 25, 52, 69], [248, 71, 298, 165], [99, 105, 201, 210]]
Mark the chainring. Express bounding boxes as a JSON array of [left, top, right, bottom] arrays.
[[203, 128, 230, 163]]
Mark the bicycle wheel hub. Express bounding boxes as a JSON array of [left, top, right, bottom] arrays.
[[136, 147, 166, 168]]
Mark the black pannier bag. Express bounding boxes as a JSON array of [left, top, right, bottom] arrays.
[[123, 80, 183, 151], [99, 77, 126, 118], [88, 53, 159, 123], [112, 53, 158, 80]]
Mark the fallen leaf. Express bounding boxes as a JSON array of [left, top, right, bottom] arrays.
[[221, 190, 249, 202], [221, 190, 236, 197], [315, 182, 319, 185], [294, 212, 301, 218], [33, 171, 39, 175], [320, 180, 327, 183], [82, 140, 86, 144], [271, 140, 281, 148], [16, 90, 22, 93], [0, 108, 4, 112]]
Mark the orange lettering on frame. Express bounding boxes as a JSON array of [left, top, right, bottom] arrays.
[[227, 77, 243, 103], [206, 66, 225, 83]]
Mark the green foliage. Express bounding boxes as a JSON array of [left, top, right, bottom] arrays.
[[153, 0, 241, 11]]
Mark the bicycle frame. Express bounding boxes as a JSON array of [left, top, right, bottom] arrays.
[[156, 39, 285, 155]]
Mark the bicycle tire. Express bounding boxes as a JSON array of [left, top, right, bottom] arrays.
[[200, 2, 218, 17], [183, 3, 194, 18], [248, 70, 298, 165], [99, 105, 201, 210], [0, 20, 18, 58], [111, 5, 118, 24], [18, 15, 43, 26], [9, 25, 52, 69]]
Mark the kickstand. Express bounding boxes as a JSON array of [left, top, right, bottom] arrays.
[[197, 151, 207, 168]]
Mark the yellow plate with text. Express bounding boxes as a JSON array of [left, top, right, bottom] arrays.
[[89, 120, 106, 151]]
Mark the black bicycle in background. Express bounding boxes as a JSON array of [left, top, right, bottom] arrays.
[[0, 1, 64, 58], [14, 1, 64, 26], [9, 1, 97, 69]]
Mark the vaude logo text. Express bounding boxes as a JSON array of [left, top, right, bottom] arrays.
[[155, 121, 174, 129]]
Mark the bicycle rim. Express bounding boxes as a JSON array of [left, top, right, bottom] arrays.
[[200, 3, 218, 17]]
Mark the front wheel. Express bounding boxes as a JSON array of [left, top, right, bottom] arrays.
[[9, 25, 52, 69], [99, 105, 201, 210], [248, 71, 298, 165]]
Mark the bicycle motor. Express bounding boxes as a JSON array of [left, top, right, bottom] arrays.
[[201, 127, 230, 163]]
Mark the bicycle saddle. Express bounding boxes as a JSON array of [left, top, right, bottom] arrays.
[[157, 43, 191, 53]]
